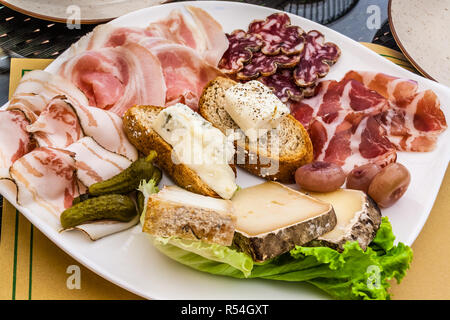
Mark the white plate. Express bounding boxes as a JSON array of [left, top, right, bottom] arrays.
[[0, 0, 170, 24], [1, 1, 450, 300], [389, 0, 450, 87]]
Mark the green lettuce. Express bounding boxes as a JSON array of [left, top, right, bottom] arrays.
[[138, 179, 160, 225], [152, 217, 413, 300]]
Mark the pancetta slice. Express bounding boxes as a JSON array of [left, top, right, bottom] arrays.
[[0, 110, 35, 178], [58, 42, 166, 116], [26, 96, 83, 149], [66, 136, 132, 187], [8, 70, 89, 121], [291, 78, 396, 172], [9, 147, 78, 217], [344, 71, 448, 151], [148, 42, 224, 110], [186, 5, 229, 67]]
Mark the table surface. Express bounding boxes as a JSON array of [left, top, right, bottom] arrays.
[[1, 0, 449, 300]]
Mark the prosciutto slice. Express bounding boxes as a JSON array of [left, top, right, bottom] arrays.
[[0, 110, 35, 178], [291, 78, 397, 172], [344, 71, 447, 151], [9, 147, 78, 217], [26, 96, 83, 149], [8, 70, 89, 121], [59, 42, 166, 116], [66, 136, 132, 187]]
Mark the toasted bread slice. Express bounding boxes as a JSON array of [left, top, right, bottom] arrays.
[[143, 186, 236, 246], [198, 77, 313, 183], [123, 105, 229, 198]]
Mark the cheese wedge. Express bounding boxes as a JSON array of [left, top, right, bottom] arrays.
[[307, 189, 382, 251], [231, 182, 336, 262], [143, 186, 236, 246]]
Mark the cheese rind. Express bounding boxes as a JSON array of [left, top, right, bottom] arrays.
[[307, 189, 382, 251], [231, 182, 337, 262], [143, 186, 236, 246], [224, 81, 290, 142]]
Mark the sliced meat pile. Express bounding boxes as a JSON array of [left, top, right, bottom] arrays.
[[291, 71, 447, 173], [60, 6, 228, 114], [219, 13, 340, 104], [1, 71, 139, 238]]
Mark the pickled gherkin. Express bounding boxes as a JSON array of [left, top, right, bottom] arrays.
[[88, 151, 161, 196], [60, 194, 137, 229]]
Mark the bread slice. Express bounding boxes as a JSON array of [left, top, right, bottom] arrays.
[[198, 77, 313, 183], [143, 186, 236, 246], [123, 105, 232, 198]]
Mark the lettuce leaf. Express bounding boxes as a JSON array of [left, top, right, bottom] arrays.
[[138, 179, 159, 225], [152, 217, 413, 300]]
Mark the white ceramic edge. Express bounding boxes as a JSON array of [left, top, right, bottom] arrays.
[[1, 1, 449, 300]]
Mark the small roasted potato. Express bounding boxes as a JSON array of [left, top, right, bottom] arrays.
[[368, 163, 411, 208], [295, 161, 346, 193]]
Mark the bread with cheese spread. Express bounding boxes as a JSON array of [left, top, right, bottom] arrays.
[[199, 77, 313, 183]]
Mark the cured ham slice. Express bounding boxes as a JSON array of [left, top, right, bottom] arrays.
[[8, 70, 89, 121], [59, 42, 166, 116], [66, 137, 132, 187], [344, 71, 447, 151], [9, 147, 78, 217], [0, 110, 34, 178], [26, 96, 83, 149], [291, 78, 397, 172], [148, 43, 224, 109]]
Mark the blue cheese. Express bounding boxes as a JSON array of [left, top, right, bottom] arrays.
[[224, 80, 290, 141], [152, 103, 238, 200]]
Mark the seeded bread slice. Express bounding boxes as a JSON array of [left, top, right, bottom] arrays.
[[198, 77, 313, 183], [123, 105, 231, 198]]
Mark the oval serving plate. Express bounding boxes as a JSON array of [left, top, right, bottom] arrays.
[[1, 1, 450, 300]]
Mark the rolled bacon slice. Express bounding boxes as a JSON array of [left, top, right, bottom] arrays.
[[344, 71, 448, 152], [0, 110, 35, 178], [26, 96, 83, 149], [9, 147, 78, 218], [58, 42, 166, 116], [7, 70, 89, 121], [66, 136, 132, 187]]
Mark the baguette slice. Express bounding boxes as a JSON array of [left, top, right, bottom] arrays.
[[198, 77, 313, 183], [143, 186, 236, 246], [123, 105, 234, 198]]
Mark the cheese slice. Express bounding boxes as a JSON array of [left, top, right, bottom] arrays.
[[231, 182, 336, 262], [224, 81, 290, 142], [307, 189, 382, 251]]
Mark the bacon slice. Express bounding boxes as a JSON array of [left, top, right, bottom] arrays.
[[344, 71, 448, 151], [9, 147, 78, 217], [26, 96, 83, 149], [66, 137, 132, 187], [291, 79, 396, 172], [0, 110, 35, 178], [148, 42, 224, 110], [8, 70, 89, 121], [59, 42, 166, 116]]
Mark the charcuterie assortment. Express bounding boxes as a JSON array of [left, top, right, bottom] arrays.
[[1, 4, 449, 300]]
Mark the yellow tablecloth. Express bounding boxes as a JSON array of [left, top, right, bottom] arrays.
[[0, 45, 449, 300]]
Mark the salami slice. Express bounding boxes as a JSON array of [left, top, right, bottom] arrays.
[[236, 51, 300, 80], [259, 69, 304, 103], [248, 13, 305, 55], [218, 30, 263, 74], [293, 30, 341, 87]]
